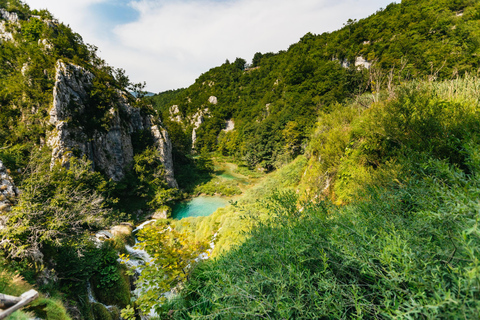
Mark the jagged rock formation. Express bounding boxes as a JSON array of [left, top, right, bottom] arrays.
[[191, 108, 209, 150], [169, 105, 182, 123], [47, 60, 178, 187], [0, 8, 19, 23], [150, 123, 178, 187], [0, 160, 18, 213], [0, 8, 18, 43]]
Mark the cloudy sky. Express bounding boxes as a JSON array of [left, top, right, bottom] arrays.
[[23, 0, 395, 92]]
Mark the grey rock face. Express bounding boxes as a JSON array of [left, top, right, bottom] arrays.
[[0, 21, 14, 42], [190, 108, 209, 150], [0, 160, 18, 213], [0, 8, 19, 23], [0, 8, 17, 44], [151, 122, 178, 188], [48, 60, 177, 186], [354, 56, 371, 69], [169, 105, 182, 123]]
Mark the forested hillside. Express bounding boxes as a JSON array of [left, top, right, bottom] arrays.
[[0, 1, 178, 319], [149, 74, 480, 320], [137, 0, 480, 318], [151, 0, 480, 172]]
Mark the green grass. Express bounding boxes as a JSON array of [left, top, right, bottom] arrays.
[[145, 77, 480, 318]]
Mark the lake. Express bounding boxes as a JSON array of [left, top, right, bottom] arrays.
[[172, 196, 230, 219]]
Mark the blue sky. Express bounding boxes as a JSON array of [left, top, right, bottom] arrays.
[[24, 0, 396, 92]]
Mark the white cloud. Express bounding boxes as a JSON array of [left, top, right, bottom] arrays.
[[23, 0, 395, 92]]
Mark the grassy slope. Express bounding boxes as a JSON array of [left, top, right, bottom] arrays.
[[156, 77, 480, 319]]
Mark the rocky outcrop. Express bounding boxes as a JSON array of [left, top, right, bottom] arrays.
[[151, 123, 178, 188], [355, 56, 371, 69], [0, 9, 18, 43], [169, 105, 182, 123], [48, 60, 178, 187], [0, 21, 14, 42], [0, 8, 19, 24], [0, 160, 18, 213], [190, 108, 209, 150], [208, 96, 218, 105], [38, 38, 54, 51], [224, 119, 235, 132]]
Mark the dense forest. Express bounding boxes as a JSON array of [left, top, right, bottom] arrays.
[[1, 0, 480, 319]]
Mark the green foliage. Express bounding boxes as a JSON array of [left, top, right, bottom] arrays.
[[121, 220, 209, 316], [92, 303, 113, 320], [150, 77, 480, 318], [104, 147, 179, 215], [0, 269, 71, 320], [120, 305, 135, 320], [300, 76, 480, 203], [0, 151, 110, 259], [193, 177, 241, 197], [30, 298, 72, 320], [161, 153, 480, 318], [21, 18, 45, 42]]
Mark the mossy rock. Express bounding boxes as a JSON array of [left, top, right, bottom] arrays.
[[91, 266, 131, 308], [91, 303, 112, 320], [29, 298, 72, 320]]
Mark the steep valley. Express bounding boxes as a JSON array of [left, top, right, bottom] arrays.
[[1, 0, 480, 319]]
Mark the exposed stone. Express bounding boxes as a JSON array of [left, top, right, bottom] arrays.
[[190, 108, 209, 150], [95, 230, 114, 240], [0, 8, 19, 24], [151, 123, 178, 188], [152, 208, 168, 220], [224, 119, 235, 132], [202, 81, 214, 87], [110, 223, 133, 238], [0, 21, 13, 42], [38, 38, 54, 51], [21, 62, 29, 76], [0, 160, 18, 213], [169, 105, 182, 122], [355, 56, 371, 69], [208, 96, 218, 105], [47, 60, 178, 186]]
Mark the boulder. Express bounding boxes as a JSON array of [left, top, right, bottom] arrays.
[[110, 223, 133, 238]]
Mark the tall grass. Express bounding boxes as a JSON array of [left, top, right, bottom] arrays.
[[155, 77, 480, 318]]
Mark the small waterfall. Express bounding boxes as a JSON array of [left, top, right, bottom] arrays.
[[132, 219, 156, 233]]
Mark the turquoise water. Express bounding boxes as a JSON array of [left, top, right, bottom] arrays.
[[172, 196, 230, 219]]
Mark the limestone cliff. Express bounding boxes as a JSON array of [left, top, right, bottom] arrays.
[[48, 60, 178, 188], [0, 8, 18, 43], [191, 108, 209, 150]]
